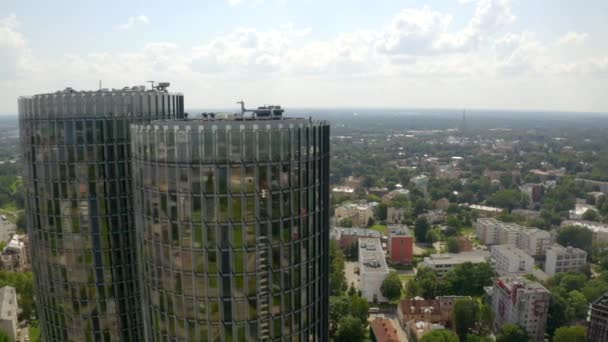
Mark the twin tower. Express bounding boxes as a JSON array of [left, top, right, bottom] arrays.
[[18, 86, 330, 341]]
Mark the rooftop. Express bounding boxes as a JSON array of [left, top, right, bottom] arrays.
[[423, 251, 490, 266], [359, 238, 389, 274], [546, 243, 586, 255], [0, 286, 17, 321], [370, 318, 399, 342]]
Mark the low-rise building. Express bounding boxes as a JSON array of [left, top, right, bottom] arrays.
[[569, 203, 598, 220], [0, 286, 18, 341], [518, 228, 551, 257], [0, 218, 15, 244], [544, 244, 587, 276], [370, 318, 399, 342], [387, 207, 406, 224], [398, 296, 471, 328], [387, 226, 413, 265], [382, 189, 410, 204], [420, 251, 490, 277], [589, 292, 608, 342], [335, 202, 375, 227], [358, 238, 389, 302], [486, 276, 550, 342], [491, 245, 534, 275], [468, 204, 503, 217], [0, 234, 29, 272], [475, 218, 550, 256], [561, 220, 608, 242], [331, 186, 355, 198]]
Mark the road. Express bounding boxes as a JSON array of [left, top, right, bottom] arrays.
[[345, 261, 359, 289]]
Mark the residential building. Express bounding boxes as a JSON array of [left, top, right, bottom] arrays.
[[0, 286, 18, 341], [475, 218, 550, 256], [422, 210, 446, 224], [131, 112, 330, 341], [19, 86, 184, 341], [387, 225, 413, 265], [420, 251, 490, 277], [491, 245, 534, 275], [0, 218, 15, 243], [332, 186, 355, 197], [575, 178, 608, 194], [335, 202, 375, 227], [544, 244, 587, 276], [456, 236, 473, 252], [370, 318, 399, 342], [520, 183, 543, 207], [358, 238, 389, 302], [330, 227, 381, 240], [561, 220, 608, 242], [468, 204, 503, 216], [0, 235, 29, 272], [486, 276, 550, 342], [382, 189, 410, 204], [589, 292, 608, 342], [386, 207, 405, 224], [398, 296, 471, 328]]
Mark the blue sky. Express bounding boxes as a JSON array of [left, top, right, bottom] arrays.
[[1, 0, 607, 113]]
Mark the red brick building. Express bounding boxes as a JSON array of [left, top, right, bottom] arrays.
[[388, 226, 414, 264]]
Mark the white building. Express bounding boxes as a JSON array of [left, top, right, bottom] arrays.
[[569, 203, 598, 220], [420, 251, 490, 277], [545, 244, 587, 276], [491, 245, 534, 275], [358, 238, 389, 302], [0, 286, 18, 341], [474, 218, 550, 256], [335, 202, 375, 227], [486, 276, 550, 342], [387, 207, 406, 224]]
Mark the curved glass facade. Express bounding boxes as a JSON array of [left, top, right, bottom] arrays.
[[18, 89, 184, 341], [131, 118, 330, 341]]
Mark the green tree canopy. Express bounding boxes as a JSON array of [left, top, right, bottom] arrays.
[[556, 226, 594, 253], [335, 316, 365, 342], [420, 329, 460, 342], [380, 271, 402, 301], [553, 325, 587, 342], [495, 324, 529, 342], [415, 216, 430, 242], [446, 237, 460, 253]]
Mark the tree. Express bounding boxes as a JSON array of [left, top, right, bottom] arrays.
[[420, 329, 459, 342], [465, 335, 492, 342], [446, 237, 460, 253], [329, 296, 350, 337], [444, 262, 495, 297], [452, 298, 493, 340], [340, 218, 353, 228], [0, 330, 8, 342], [582, 278, 608, 302], [495, 324, 529, 342], [553, 325, 586, 342], [348, 294, 370, 324], [566, 290, 588, 320], [329, 240, 347, 295], [415, 217, 430, 242], [486, 189, 524, 212], [583, 209, 601, 221], [335, 316, 365, 342], [556, 226, 594, 253], [380, 271, 402, 301]]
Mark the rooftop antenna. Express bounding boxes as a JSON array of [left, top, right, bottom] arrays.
[[147, 81, 155, 90]]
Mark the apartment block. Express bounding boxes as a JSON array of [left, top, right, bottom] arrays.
[[491, 245, 534, 274], [387, 226, 413, 265], [475, 218, 550, 256], [0, 286, 18, 341], [359, 238, 389, 302], [487, 276, 550, 342], [544, 244, 587, 276], [589, 292, 608, 342]]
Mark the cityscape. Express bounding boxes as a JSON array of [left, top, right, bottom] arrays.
[[1, 0, 608, 341]]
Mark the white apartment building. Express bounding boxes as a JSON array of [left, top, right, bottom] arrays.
[[491, 245, 534, 274], [358, 238, 389, 302], [0, 286, 18, 341], [474, 218, 550, 256], [387, 207, 406, 224], [420, 251, 490, 277], [335, 202, 375, 227], [487, 276, 550, 342], [545, 244, 587, 276]]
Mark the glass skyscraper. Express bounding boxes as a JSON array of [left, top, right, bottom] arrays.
[[130, 112, 330, 341], [19, 86, 184, 341]]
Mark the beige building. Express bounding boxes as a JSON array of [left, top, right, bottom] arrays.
[[420, 251, 490, 277], [0, 235, 29, 272], [491, 245, 534, 274], [386, 207, 405, 224], [475, 218, 550, 256], [0, 286, 18, 341], [335, 202, 375, 227]]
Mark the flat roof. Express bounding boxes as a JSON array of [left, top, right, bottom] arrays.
[[359, 238, 389, 274]]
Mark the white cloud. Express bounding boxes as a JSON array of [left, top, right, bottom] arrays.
[[557, 31, 589, 46], [227, 0, 243, 6], [118, 15, 149, 30], [0, 14, 34, 81]]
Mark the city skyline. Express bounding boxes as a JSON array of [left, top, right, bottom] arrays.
[[1, 0, 608, 114]]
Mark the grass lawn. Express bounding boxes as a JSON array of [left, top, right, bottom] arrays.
[[458, 226, 475, 236], [29, 325, 41, 342], [369, 224, 388, 235]]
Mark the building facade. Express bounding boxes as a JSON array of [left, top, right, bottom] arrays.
[[589, 292, 608, 342], [487, 276, 550, 342], [490, 245, 534, 275], [420, 251, 490, 277], [131, 114, 330, 341], [544, 244, 587, 276], [387, 226, 413, 265], [19, 86, 184, 341], [0, 286, 18, 341], [475, 218, 550, 256]]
